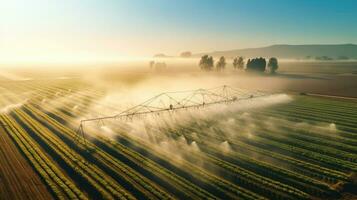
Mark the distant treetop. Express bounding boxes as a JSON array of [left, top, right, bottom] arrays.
[[267, 57, 279, 74], [216, 56, 226, 71], [233, 56, 244, 69], [199, 55, 214, 71], [246, 57, 266, 72]]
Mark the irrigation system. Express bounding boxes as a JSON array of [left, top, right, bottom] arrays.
[[75, 85, 269, 144]]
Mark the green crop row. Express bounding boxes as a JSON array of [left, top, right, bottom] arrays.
[[180, 129, 339, 197], [183, 123, 349, 182], [261, 108, 357, 136], [269, 106, 357, 131], [24, 104, 175, 200], [253, 128, 357, 162], [37, 94, 262, 200], [0, 114, 87, 200], [12, 108, 133, 200]]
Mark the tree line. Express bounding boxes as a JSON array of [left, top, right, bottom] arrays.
[[199, 55, 278, 74]]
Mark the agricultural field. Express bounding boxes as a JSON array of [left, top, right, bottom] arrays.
[[3, 1, 357, 199], [0, 126, 53, 200], [0, 74, 356, 200]]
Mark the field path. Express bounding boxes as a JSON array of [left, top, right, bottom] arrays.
[[0, 126, 54, 200]]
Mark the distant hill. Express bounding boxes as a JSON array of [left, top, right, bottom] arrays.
[[194, 44, 357, 59]]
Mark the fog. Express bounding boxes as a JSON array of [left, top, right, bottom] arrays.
[[38, 58, 347, 174], [82, 72, 294, 169], [82, 87, 343, 173], [1, 103, 23, 114], [0, 58, 351, 175]]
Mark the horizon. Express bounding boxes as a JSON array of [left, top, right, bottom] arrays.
[[205, 43, 357, 53], [1, 43, 357, 66]]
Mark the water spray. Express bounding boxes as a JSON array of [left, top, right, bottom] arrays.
[[75, 85, 270, 146]]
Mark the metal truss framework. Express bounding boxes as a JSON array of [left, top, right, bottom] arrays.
[[75, 85, 269, 144]]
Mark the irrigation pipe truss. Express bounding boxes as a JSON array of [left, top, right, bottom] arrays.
[[75, 85, 270, 144]]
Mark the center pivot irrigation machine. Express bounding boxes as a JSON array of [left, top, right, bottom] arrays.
[[75, 85, 269, 144]]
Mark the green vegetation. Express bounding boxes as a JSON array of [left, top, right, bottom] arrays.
[[246, 57, 266, 72], [199, 56, 280, 73], [0, 78, 356, 199], [267, 57, 279, 74], [233, 56, 244, 70], [216, 56, 226, 71], [199, 55, 214, 71]]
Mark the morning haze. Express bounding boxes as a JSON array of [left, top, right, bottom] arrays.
[[1, 1, 357, 200]]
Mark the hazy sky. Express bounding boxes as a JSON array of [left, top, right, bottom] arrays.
[[1, 0, 357, 62]]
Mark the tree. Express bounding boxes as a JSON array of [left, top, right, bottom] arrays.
[[207, 56, 214, 70], [199, 55, 214, 71], [180, 51, 192, 58], [233, 56, 244, 69], [233, 58, 238, 69], [246, 57, 266, 72], [216, 56, 226, 71], [237, 57, 244, 69], [267, 57, 279, 74]]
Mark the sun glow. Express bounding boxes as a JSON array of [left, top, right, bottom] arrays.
[[0, 53, 152, 66]]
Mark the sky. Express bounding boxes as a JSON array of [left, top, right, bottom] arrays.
[[1, 0, 357, 63]]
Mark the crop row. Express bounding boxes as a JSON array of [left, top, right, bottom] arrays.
[[0, 114, 87, 200], [24, 104, 176, 200], [254, 109, 357, 143], [47, 87, 350, 198], [260, 108, 357, 135], [182, 122, 349, 182], [34, 91, 264, 200], [178, 128, 339, 197], [4, 81, 355, 200], [269, 106, 357, 132], [3, 85, 174, 196], [54, 93, 314, 200]]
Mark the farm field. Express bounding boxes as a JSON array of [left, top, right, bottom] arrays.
[[3, 1, 357, 199], [0, 126, 53, 200], [0, 76, 356, 200]]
